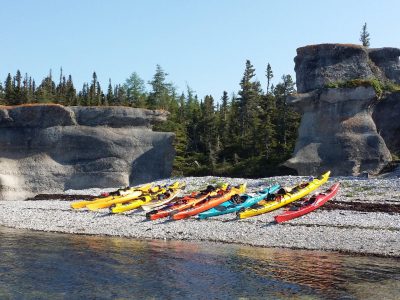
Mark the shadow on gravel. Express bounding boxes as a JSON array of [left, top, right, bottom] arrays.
[[26, 194, 97, 201], [263, 221, 278, 228], [322, 201, 400, 213]]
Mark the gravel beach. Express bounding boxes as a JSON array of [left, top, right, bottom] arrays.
[[0, 175, 399, 257]]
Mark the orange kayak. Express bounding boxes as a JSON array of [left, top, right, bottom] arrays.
[[146, 185, 226, 220], [171, 184, 246, 220]]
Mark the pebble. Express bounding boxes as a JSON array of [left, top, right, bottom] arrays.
[[0, 175, 399, 257]]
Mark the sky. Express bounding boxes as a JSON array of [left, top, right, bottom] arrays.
[[0, 0, 399, 100]]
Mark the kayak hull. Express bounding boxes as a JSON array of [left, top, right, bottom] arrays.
[[141, 189, 182, 211], [146, 191, 218, 220], [86, 191, 143, 210], [171, 184, 246, 220], [238, 171, 330, 219], [198, 184, 280, 219], [274, 183, 340, 223], [71, 183, 153, 210]]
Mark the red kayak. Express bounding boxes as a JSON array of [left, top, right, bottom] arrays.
[[274, 183, 340, 223], [171, 184, 246, 220]]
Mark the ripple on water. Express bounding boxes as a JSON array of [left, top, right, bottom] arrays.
[[0, 226, 399, 299]]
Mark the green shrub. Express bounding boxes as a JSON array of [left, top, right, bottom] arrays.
[[324, 78, 400, 99]]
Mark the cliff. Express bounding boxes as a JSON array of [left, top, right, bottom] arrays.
[[286, 44, 400, 176], [0, 104, 175, 200]]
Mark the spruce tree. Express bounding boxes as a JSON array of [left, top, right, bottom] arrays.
[[0, 82, 4, 104], [36, 70, 56, 103], [266, 63, 273, 95], [274, 75, 298, 154], [360, 22, 370, 47], [106, 79, 114, 106], [4, 73, 14, 104], [238, 60, 262, 156], [13, 70, 22, 104], [148, 65, 171, 109], [65, 75, 77, 105], [124, 72, 146, 107], [217, 91, 230, 160]]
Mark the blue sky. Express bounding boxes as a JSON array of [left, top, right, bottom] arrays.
[[1, 0, 399, 100]]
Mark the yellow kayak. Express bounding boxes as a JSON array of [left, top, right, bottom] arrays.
[[111, 181, 184, 213], [70, 183, 153, 209], [84, 184, 155, 211], [110, 195, 153, 214], [237, 171, 330, 219], [141, 182, 185, 211]]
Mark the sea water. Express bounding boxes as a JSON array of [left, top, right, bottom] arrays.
[[0, 226, 399, 299]]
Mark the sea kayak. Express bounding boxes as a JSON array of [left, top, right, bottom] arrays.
[[237, 171, 330, 219], [70, 183, 153, 209], [198, 183, 280, 219], [171, 184, 246, 220], [146, 184, 227, 220], [141, 182, 185, 211], [111, 182, 183, 214], [274, 183, 340, 223]]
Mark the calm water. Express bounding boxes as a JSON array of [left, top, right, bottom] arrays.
[[0, 226, 399, 299]]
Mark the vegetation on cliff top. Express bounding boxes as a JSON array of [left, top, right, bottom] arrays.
[[0, 63, 300, 178], [324, 78, 400, 98]]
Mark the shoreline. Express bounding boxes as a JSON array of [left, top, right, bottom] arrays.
[[1, 175, 399, 257]]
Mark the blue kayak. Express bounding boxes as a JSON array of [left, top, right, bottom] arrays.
[[198, 184, 280, 219]]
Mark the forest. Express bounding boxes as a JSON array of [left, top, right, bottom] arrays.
[[0, 61, 300, 177]]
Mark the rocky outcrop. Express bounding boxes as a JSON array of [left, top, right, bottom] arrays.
[[368, 48, 400, 83], [0, 104, 175, 200], [295, 44, 381, 93], [285, 87, 391, 175], [373, 92, 400, 156], [286, 43, 399, 176]]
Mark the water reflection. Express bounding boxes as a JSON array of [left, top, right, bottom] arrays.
[[0, 226, 399, 299]]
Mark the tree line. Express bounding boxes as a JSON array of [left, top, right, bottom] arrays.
[[0, 62, 300, 177]]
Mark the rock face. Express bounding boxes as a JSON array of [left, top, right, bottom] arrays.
[[368, 48, 400, 83], [286, 43, 399, 176], [285, 87, 391, 175], [373, 92, 400, 156], [0, 104, 175, 200]]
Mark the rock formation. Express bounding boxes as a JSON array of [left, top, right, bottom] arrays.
[[373, 91, 400, 156], [0, 104, 175, 200], [286, 44, 399, 176]]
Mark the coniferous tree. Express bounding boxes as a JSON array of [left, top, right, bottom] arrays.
[[360, 22, 370, 47], [13, 70, 23, 104], [88, 72, 102, 105], [226, 93, 241, 163], [56, 67, 67, 104], [148, 65, 171, 109], [78, 83, 89, 105], [177, 93, 186, 124], [4, 73, 14, 104], [199, 95, 217, 152], [124, 72, 146, 107], [274, 74, 297, 153], [185, 87, 201, 153], [217, 91, 230, 160], [65, 75, 77, 105], [266, 63, 273, 95], [106, 79, 114, 106], [0, 82, 4, 103], [237, 60, 263, 156], [36, 70, 56, 103], [21, 73, 29, 102], [114, 84, 127, 105]]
